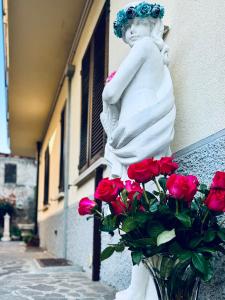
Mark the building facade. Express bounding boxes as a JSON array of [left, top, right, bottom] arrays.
[[0, 154, 37, 225], [6, 0, 225, 298]]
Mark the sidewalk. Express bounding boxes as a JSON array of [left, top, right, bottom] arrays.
[[0, 242, 116, 300]]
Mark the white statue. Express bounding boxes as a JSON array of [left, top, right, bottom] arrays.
[[101, 2, 176, 299]]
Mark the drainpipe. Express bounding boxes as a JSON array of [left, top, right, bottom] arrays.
[[34, 141, 42, 236], [63, 64, 75, 258]]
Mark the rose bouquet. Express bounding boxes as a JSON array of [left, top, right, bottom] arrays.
[[78, 157, 225, 299]]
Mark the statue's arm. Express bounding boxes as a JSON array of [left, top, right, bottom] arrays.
[[102, 38, 152, 104]]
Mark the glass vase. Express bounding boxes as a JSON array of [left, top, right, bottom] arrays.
[[143, 255, 200, 300]]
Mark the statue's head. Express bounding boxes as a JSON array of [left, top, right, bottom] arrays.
[[114, 1, 165, 47]]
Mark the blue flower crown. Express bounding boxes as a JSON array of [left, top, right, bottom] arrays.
[[113, 2, 165, 38]]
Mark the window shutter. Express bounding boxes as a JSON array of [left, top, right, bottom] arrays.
[[59, 106, 65, 192], [90, 9, 107, 160], [79, 45, 91, 170], [44, 147, 50, 205]]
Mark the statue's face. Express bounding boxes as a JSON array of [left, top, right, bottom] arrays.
[[123, 18, 152, 47]]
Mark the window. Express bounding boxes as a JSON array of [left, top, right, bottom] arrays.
[[79, 2, 109, 172], [59, 106, 65, 192], [43, 147, 50, 205], [4, 163, 17, 183]]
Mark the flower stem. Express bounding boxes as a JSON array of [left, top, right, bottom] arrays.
[[95, 210, 103, 218], [176, 200, 179, 214], [201, 210, 209, 233], [154, 178, 161, 194], [142, 183, 150, 206]]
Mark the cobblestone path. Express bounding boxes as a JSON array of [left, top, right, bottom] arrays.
[[0, 242, 116, 300]]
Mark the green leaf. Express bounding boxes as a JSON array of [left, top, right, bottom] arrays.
[[192, 252, 207, 274], [197, 247, 216, 255], [132, 237, 156, 246], [101, 246, 115, 261], [175, 212, 192, 227], [198, 184, 208, 194], [131, 252, 143, 265], [217, 231, 225, 242], [202, 260, 213, 282], [204, 230, 216, 242], [101, 215, 117, 232], [189, 236, 203, 249], [178, 251, 192, 261], [158, 177, 167, 191], [115, 244, 125, 252], [157, 229, 176, 246], [149, 201, 158, 212], [122, 217, 137, 233], [169, 242, 183, 255], [147, 222, 165, 238], [134, 213, 149, 224]]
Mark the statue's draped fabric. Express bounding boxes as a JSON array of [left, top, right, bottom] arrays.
[[101, 66, 176, 178]]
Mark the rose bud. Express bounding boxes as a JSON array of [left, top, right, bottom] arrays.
[[94, 178, 120, 202], [111, 197, 126, 215], [125, 180, 143, 200], [205, 190, 225, 212], [159, 157, 178, 176], [211, 171, 225, 190], [166, 174, 199, 202], [128, 158, 160, 183], [78, 198, 96, 216]]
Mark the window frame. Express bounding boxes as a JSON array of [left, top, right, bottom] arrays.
[[78, 3, 109, 174]]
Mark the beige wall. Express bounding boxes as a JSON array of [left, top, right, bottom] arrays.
[[38, 82, 67, 222], [109, 0, 225, 152]]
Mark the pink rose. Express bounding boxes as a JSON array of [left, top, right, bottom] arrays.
[[211, 171, 225, 190], [94, 178, 120, 202], [159, 157, 178, 176], [78, 198, 96, 215], [125, 180, 143, 200], [111, 197, 126, 215], [166, 174, 199, 202], [128, 158, 160, 183], [205, 190, 225, 212]]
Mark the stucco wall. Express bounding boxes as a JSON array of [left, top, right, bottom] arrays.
[[109, 0, 225, 152]]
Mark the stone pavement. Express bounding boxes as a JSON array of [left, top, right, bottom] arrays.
[[0, 242, 116, 300]]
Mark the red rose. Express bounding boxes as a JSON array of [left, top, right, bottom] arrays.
[[78, 197, 96, 215], [166, 174, 199, 202], [211, 171, 225, 190], [159, 157, 178, 175], [128, 158, 160, 183], [125, 180, 143, 200], [205, 190, 225, 212], [94, 178, 120, 202], [112, 178, 125, 191], [111, 197, 126, 215]]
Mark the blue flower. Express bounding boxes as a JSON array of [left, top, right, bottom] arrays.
[[126, 6, 136, 19], [151, 4, 161, 18], [116, 9, 127, 25], [136, 2, 152, 18], [159, 7, 165, 19], [113, 21, 122, 38]]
